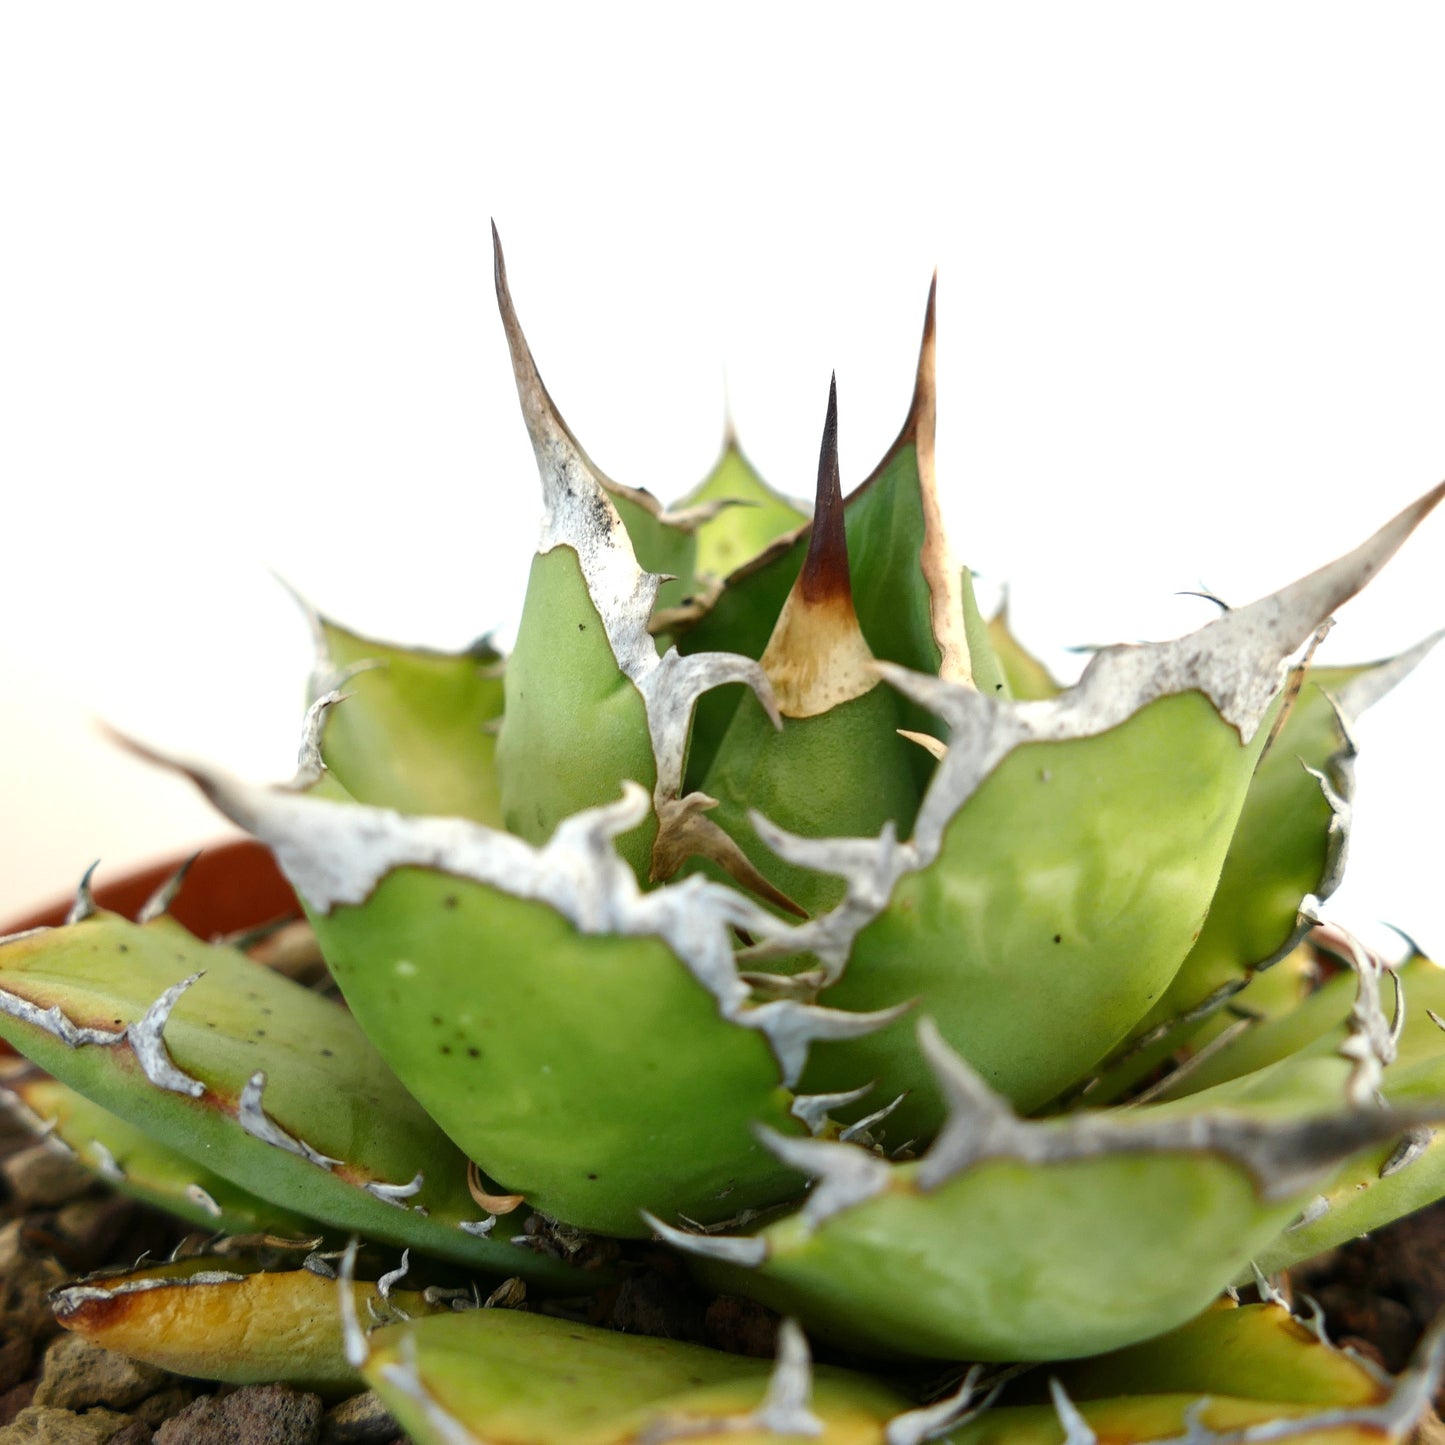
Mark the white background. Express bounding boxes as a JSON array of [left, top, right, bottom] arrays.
[[1, 6, 1441, 954]]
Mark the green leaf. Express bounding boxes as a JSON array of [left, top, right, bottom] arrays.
[[3, 1073, 319, 1238], [362, 1309, 908, 1445], [312, 616, 505, 825], [0, 912, 574, 1282], [675, 438, 809, 586], [658, 1022, 1442, 1363]]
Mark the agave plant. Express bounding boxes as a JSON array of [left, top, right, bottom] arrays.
[[2, 229, 1445, 1445]]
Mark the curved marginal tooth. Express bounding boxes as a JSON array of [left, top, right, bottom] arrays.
[[1285, 1194, 1331, 1232], [915, 1020, 1018, 1187], [1333, 629, 1445, 720], [184, 1183, 224, 1219], [364, 1171, 425, 1207], [839, 1093, 907, 1145], [1381, 1126, 1435, 1178], [740, 999, 913, 1090], [89, 1140, 125, 1183], [378, 1248, 411, 1301], [753, 1319, 823, 1438], [136, 853, 200, 925], [1251, 1262, 1289, 1309], [1331, 923, 1397, 1105], [898, 728, 948, 762], [645, 649, 781, 800], [755, 1127, 892, 1229], [304, 1250, 337, 1278], [66, 861, 101, 925], [292, 690, 351, 789], [0, 986, 126, 1049], [337, 1237, 368, 1369], [789, 1083, 874, 1136], [237, 1071, 343, 1170], [0, 1087, 50, 1136], [742, 816, 910, 982], [886, 1366, 993, 1445], [458, 1216, 498, 1237], [1047, 1380, 1098, 1445], [640, 1211, 768, 1268], [126, 973, 206, 1097]]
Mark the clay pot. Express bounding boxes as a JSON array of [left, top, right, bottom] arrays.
[[4, 840, 297, 938]]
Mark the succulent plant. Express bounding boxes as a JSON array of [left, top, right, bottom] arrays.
[[3, 229, 1445, 1445]]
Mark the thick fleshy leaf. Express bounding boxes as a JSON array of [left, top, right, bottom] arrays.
[[1215, 956, 1445, 1274], [152, 757, 911, 1237], [1126, 637, 1441, 1049], [489, 227, 778, 886], [675, 279, 968, 790], [651, 1022, 1445, 1362], [52, 1257, 448, 1394], [744, 483, 1443, 1133], [305, 614, 506, 825], [1052, 1299, 1388, 1408], [0, 912, 572, 1281], [956, 1307, 1445, 1444], [986, 604, 1063, 701], [673, 436, 809, 587], [2, 1073, 319, 1238], [362, 1309, 908, 1445]]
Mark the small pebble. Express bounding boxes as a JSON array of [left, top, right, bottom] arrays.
[[0, 1404, 137, 1443], [321, 1390, 402, 1444], [153, 1383, 323, 1445], [1, 1147, 94, 1211], [33, 1337, 172, 1412]]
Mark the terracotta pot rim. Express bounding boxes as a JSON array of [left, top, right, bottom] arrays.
[[4, 838, 299, 938]]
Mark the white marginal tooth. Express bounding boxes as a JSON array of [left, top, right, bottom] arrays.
[[292, 689, 351, 789], [789, 1083, 874, 1136], [459, 1216, 498, 1237], [1251, 1262, 1289, 1309], [336, 1237, 368, 1369], [639, 1211, 768, 1268], [1285, 1194, 1331, 1232], [184, 1183, 224, 1219], [752, 1319, 823, 1438], [136, 853, 200, 924], [364, 1171, 425, 1207], [755, 1127, 892, 1229], [1047, 1379, 1098, 1445], [378, 1249, 411, 1300], [742, 999, 913, 1090], [90, 1140, 126, 1183], [839, 1093, 907, 1144], [237, 1071, 343, 1170], [1381, 1127, 1435, 1179], [126, 973, 207, 1097], [1333, 630, 1445, 718], [885, 1366, 993, 1445]]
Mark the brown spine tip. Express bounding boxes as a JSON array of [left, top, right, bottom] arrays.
[[799, 374, 852, 606]]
